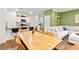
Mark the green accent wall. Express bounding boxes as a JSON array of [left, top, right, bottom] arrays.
[[43, 9, 79, 26], [60, 9, 79, 26], [43, 9, 61, 26]]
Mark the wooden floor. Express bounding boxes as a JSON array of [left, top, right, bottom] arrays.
[[56, 36, 74, 50], [0, 35, 75, 50], [0, 39, 18, 50]]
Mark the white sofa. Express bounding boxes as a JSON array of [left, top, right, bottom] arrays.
[[68, 33, 79, 44], [67, 26, 79, 44], [44, 26, 79, 44], [68, 26, 79, 34], [49, 26, 68, 40]]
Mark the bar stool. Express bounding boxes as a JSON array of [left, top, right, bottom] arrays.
[[29, 27, 34, 36], [11, 28, 19, 39]]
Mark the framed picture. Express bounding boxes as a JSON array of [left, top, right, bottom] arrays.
[[75, 14, 79, 23]]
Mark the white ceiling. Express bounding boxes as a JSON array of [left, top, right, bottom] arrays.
[[6, 8, 77, 15], [54, 8, 77, 12], [16, 8, 49, 15]]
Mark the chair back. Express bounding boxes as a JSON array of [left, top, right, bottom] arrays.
[[45, 32, 53, 36], [11, 28, 19, 33]]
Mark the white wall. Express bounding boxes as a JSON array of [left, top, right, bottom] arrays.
[[6, 11, 17, 28], [0, 8, 7, 43], [0, 8, 17, 43], [30, 15, 39, 27]]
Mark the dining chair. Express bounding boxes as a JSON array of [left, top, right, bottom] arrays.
[[45, 32, 54, 36]]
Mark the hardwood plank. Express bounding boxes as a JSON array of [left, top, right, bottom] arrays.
[[66, 44, 79, 50]]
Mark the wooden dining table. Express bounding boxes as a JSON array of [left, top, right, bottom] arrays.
[[17, 31, 62, 50]]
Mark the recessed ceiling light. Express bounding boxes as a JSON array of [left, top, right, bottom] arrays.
[[29, 11, 32, 14], [16, 9, 18, 11]]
